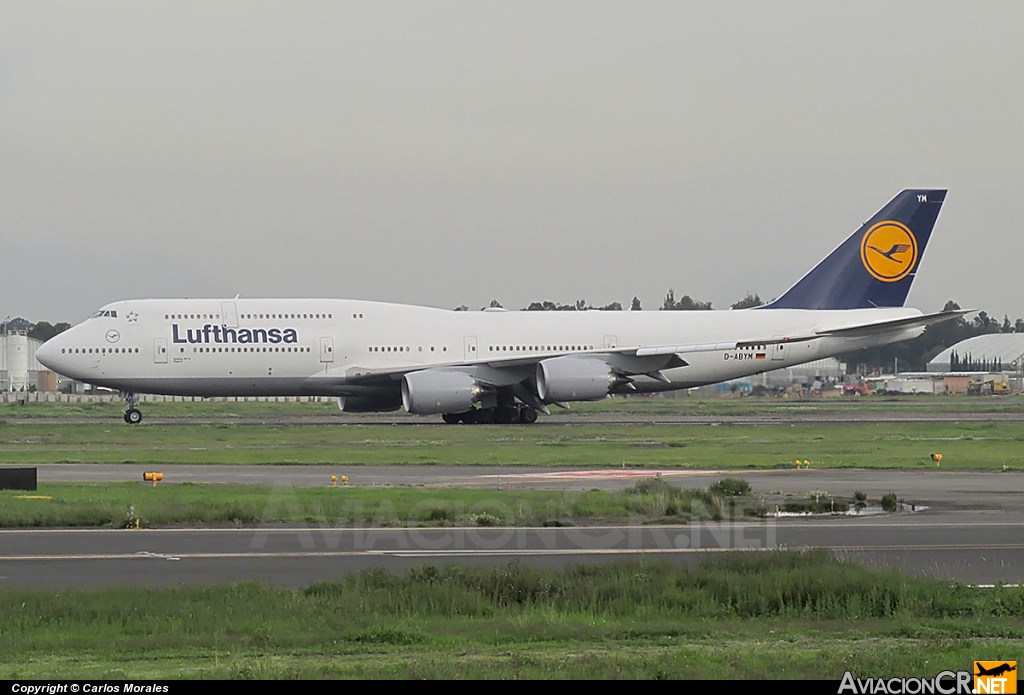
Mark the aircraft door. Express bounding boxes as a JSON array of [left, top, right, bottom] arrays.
[[464, 336, 478, 361], [320, 337, 334, 364], [771, 339, 787, 362], [154, 337, 168, 364], [220, 302, 238, 328], [604, 335, 618, 349]]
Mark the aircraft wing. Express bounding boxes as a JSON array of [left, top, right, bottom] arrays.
[[329, 309, 971, 387]]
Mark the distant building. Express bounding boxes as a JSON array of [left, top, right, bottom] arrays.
[[709, 357, 846, 394], [928, 334, 1024, 373], [750, 357, 846, 389]]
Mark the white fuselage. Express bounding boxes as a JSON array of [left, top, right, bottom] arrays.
[[35, 298, 921, 399]]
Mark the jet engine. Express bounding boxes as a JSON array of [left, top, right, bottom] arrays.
[[401, 369, 484, 415], [536, 357, 622, 402], [337, 394, 403, 413]]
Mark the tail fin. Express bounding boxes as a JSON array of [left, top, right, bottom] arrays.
[[764, 189, 946, 310]]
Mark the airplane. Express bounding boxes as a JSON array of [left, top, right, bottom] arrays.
[[975, 663, 1016, 678], [35, 189, 967, 425]]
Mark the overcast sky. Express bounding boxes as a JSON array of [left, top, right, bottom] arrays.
[[2, 2, 1023, 323]]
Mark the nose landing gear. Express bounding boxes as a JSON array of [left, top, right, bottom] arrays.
[[121, 392, 142, 425]]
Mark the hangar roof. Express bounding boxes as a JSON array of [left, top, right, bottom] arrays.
[[929, 334, 1024, 370]]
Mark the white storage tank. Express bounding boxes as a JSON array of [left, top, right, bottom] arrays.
[[6, 334, 30, 391]]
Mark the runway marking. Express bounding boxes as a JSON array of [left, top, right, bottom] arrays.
[[5, 543, 1024, 562], [4, 519, 1024, 535], [479, 470, 720, 480], [135, 551, 180, 561]]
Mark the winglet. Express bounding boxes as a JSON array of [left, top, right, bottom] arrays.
[[763, 190, 946, 310]]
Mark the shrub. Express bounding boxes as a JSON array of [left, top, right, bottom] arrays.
[[471, 512, 501, 527], [426, 507, 450, 522], [854, 490, 867, 502], [709, 478, 751, 496], [881, 492, 898, 513]]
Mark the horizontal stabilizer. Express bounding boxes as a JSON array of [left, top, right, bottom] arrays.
[[814, 309, 972, 338]]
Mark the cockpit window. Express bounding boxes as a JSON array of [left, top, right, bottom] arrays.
[[89, 310, 118, 319]]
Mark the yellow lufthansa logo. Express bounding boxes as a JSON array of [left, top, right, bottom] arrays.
[[860, 220, 918, 282]]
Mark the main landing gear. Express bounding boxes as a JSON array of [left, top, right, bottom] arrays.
[[122, 392, 142, 425], [442, 405, 538, 425]]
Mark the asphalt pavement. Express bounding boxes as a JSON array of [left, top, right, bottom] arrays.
[[3, 466, 1024, 587], [2, 514, 1022, 588]]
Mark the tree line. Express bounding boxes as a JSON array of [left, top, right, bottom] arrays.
[[0, 318, 71, 342], [462, 291, 765, 312]]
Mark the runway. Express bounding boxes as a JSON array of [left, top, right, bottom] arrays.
[[10, 395, 1024, 589], [2, 514, 1022, 588], [4, 466, 1024, 588]]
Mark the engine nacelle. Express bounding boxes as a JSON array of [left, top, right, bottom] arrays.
[[536, 357, 619, 402], [337, 394, 403, 413], [401, 369, 483, 415]]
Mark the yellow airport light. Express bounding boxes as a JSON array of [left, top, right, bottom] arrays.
[[804, 460, 810, 469], [795, 460, 801, 469], [931, 453, 942, 467], [143, 472, 164, 487], [342, 475, 348, 486], [331, 475, 337, 487]]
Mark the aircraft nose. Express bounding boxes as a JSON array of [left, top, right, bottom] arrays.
[[35, 338, 63, 373]]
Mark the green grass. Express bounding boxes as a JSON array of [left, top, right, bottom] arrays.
[[3, 394, 1024, 418], [2, 550, 1022, 679], [1, 418, 1022, 468], [0, 479, 743, 528]]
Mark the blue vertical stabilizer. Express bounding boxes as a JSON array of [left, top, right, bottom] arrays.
[[763, 189, 946, 310]]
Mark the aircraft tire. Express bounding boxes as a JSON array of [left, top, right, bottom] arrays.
[[441, 413, 461, 424], [494, 407, 518, 424], [518, 407, 538, 425], [471, 408, 495, 425], [125, 408, 143, 425]]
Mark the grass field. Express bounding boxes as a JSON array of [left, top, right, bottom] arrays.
[[1, 550, 1021, 679], [2, 394, 1024, 419], [0, 478, 760, 528], [1, 417, 1021, 469]]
